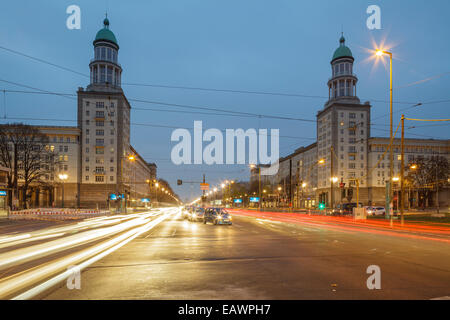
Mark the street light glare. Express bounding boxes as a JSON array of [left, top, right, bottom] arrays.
[[376, 50, 384, 56]]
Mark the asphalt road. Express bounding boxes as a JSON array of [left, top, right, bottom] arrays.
[[41, 209, 450, 300]]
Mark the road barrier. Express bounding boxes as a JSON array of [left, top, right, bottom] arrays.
[[8, 208, 111, 221]]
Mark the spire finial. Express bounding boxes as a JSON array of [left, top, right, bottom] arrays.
[[103, 14, 110, 28]]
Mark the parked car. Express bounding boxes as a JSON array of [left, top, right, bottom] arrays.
[[331, 202, 363, 216], [204, 207, 232, 225], [189, 207, 205, 222], [366, 206, 386, 216]]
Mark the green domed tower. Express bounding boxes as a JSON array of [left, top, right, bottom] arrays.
[[327, 34, 359, 103], [88, 17, 122, 92]]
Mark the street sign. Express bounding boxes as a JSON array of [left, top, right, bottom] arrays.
[[233, 198, 242, 203], [141, 198, 150, 203], [109, 194, 117, 200], [339, 182, 345, 188], [249, 197, 260, 203], [0, 190, 6, 197], [200, 183, 209, 190]]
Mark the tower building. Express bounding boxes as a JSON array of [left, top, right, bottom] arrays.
[[76, 17, 142, 208], [316, 34, 371, 206]]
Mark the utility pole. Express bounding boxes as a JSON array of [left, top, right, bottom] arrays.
[[330, 145, 334, 210], [400, 115, 405, 225], [436, 149, 440, 214], [258, 167, 261, 211]]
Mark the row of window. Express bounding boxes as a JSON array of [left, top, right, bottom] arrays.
[[85, 157, 114, 163], [85, 120, 115, 126], [86, 175, 115, 182], [94, 46, 118, 63]]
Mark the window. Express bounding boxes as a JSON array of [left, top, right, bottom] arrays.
[[110, 167, 114, 172], [86, 110, 90, 116], [86, 148, 89, 153], [67, 137, 70, 143], [361, 113, 364, 118], [64, 155, 68, 161], [96, 111, 105, 118], [95, 176, 104, 182], [96, 121, 104, 126], [349, 146, 356, 152], [96, 130, 104, 136], [64, 146, 68, 152], [96, 102, 104, 108], [64, 165, 68, 171], [86, 120, 90, 125], [349, 113, 356, 119], [86, 176, 89, 181], [96, 139, 104, 146], [86, 129, 89, 135], [86, 166, 89, 172], [110, 157, 114, 163], [86, 101, 90, 107], [96, 148, 104, 154], [86, 138, 89, 144], [349, 154, 356, 161], [95, 167, 104, 174], [59, 145, 63, 152], [85, 157, 89, 162], [349, 163, 356, 169], [110, 176, 114, 182]]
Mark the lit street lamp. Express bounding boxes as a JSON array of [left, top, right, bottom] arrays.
[[58, 173, 68, 208], [375, 49, 394, 219]]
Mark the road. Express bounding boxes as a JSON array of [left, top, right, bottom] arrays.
[[0, 207, 449, 299]]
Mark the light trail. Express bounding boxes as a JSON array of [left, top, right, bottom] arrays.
[[0, 208, 177, 299], [229, 209, 450, 243]]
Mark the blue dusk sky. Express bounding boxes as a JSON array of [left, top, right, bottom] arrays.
[[0, 1, 449, 201]]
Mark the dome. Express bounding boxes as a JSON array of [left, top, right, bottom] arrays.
[[94, 18, 119, 48], [331, 35, 352, 62]]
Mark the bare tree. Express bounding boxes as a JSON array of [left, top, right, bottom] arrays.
[[0, 123, 59, 209], [405, 156, 449, 208]]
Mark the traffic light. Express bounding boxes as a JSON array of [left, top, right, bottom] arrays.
[[318, 202, 326, 210], [177, 179, 182, 185]]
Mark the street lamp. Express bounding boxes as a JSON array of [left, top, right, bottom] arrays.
[[375, 49, 394, 219], [58, 173, 68, 208]]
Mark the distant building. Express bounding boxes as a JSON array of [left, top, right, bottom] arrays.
[[251, 35, 450, 209]]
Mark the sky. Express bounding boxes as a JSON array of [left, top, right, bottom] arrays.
[[0, 0, 449, 202]]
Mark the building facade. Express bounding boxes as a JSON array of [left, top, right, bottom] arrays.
[[251, 35, 450, 209], [2, 17, 158, 209]]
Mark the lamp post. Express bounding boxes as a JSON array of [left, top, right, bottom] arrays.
[[375, 49, 394, 220], [58, 173, 68, 208]]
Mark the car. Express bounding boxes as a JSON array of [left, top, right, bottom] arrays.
[[331, 202, 363, 216], [366, 206, 385, 216], [189, 207, 205, 222], [203, 207, 232, 225], [182, 206, 191, 219]]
